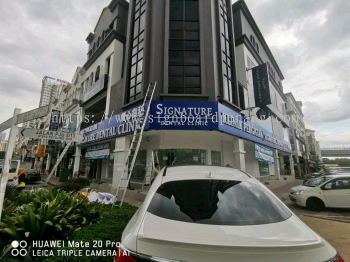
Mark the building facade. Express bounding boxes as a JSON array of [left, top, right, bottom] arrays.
[[232, 0, 294, 179], [306, 129, 322, 171], [74, 0, 129, 183], [285, 92, 308, 178], [72, 0, 293, 193]]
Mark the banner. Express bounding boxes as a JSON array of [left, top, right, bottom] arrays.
[[252, 63, 271, 108]]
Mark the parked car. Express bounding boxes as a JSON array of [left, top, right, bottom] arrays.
[[116, 166, 343, 262], [303, 170, 326, 181], [290, 174, 350, 211], [0, 159, 20, 181]]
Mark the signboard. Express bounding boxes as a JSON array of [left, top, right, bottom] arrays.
[[255, 144, 274, 163], [0, 118, 12, 132], [16, 105, 50, 125], [36, 145, 46, 158], [81, 101, 292, 153], [85, 144, 110, 160], [49, 110, 61, 131], [19, 128, 83, 143], [82, 105, 145, 143], [252, 63, 271, 108]]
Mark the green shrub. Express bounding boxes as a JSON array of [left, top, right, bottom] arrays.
[[0, 189, 100, 259], [58, 177, 90, 192], [59, 168, 72, 182]]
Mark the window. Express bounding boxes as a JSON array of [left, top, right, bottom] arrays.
[[169, 0, 201, 94], [219, 0, 237, 105], [89, 73, 94, 87], [127, 0, 147, 102], [211, 151, 221, 166], [95, 66, 100, 82], [157, 149, 207, 166], [325, 178, 350, 190], [148, 179, 292, 225], [259, 161, 270, 177], [97, 37, 101, 47]]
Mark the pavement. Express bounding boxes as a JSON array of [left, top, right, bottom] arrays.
[[300, 215, 350, 261]]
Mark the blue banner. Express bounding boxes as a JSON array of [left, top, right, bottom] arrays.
[[81, 101, 292, 153]]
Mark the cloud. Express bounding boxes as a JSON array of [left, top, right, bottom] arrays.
[[244, 0, 350, 144], [0, 0, 110, 124]]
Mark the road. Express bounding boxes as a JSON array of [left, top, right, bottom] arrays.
[[270, 168, 350, 261]]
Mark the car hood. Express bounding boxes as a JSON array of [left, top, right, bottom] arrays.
[[134, 212, 335, 262], [290, 185, 313, 193]]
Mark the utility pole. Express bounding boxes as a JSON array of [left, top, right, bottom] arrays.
[[0, 108, 21, 220]]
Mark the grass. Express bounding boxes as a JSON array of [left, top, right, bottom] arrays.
[[53, 203, 138, 262]]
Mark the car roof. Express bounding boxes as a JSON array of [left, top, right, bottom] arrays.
[[161, 165, 252, 183], [327, 174, 350, 179]]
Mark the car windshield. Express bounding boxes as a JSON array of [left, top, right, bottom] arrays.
[[303, 176, 333, 187], [147, 179, 292, 226]]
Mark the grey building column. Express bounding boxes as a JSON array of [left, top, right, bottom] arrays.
[[289, 154, 295, 178], [73, 145, 81, 177], [295, 156, 302, 178], [144, 149, 153, 185], [45, 153, 51, 175], [112, 136, 130, 192], [274, 149, 281, 180], [233, 139, 246, 171]]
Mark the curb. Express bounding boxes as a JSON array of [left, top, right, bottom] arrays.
[[301, 214, 350, 224]]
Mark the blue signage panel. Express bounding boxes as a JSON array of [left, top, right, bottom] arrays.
[[82, 105, 145, 143], [217, 103, 291, 153], [255, 144, 274, 163], [148, 101, 218, 131], [81, 101, 291, 153]]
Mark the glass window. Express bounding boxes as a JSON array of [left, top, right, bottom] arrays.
[[169, 66, 184, 76], [95, 66, 100, 82], [169, 0, 201, 95], [184, 77, 200, 87], [185, 1, 199, 21], [131, 150, 147, 183], [148, 180, 292, 225], [170, 0, 183, 20], [211, 151, 221, 166], [127, 1, 147, 102], [259, 161, 270, 177], [184, 51, 200, 65], [157, 149, 207, 166]]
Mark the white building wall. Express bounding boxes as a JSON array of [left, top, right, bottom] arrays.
[[79, 39, 124, 116]]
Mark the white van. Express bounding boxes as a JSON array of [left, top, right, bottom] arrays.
[[0, 160, 21, 181]]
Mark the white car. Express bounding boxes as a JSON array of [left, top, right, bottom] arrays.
[[290, 174, 350, 211], [116, 166, 343, 262]]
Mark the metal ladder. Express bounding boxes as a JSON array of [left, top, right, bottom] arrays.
[[114, 82, 157, 207]]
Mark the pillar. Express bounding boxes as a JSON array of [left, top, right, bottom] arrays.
[[45, 153, 51, 175], [73, 145, 81, 177], [289, 154, 295, 178], [112, 136, 130, 192], [274, 149, 281, 180], [233, 139, 246, 171], [144, 149, 153, 185]]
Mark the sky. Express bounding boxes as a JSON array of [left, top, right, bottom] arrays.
[[0, 0, 349, 147]]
